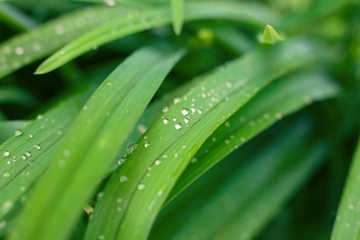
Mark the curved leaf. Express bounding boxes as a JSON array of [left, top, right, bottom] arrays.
[[86, 38, 326, 240], [10, 45, 184, 240], [35, 1, 279, 74]]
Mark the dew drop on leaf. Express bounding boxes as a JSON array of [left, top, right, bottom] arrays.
[[3, 151, 10, 157], [137, 183, 145, 190], [144, 141, 150, 148], [162, 106, 169, 113], [181, 108, 189, 116], [3, 172, 11, 178], [174, 122, 182, 130], [119, 175, 128, 182], [14, 129, 23, 137], [162, 118, 169, 125]]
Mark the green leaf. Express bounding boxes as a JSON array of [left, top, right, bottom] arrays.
[[262, 24, 282, 45], [35, 1, 279, 74], [10, 45, 184, 240], [85, 38, 327, 240], [0, 121, 29, 144], [168, 72, 338, 201], [0, 5, 139, 79], [151, 121, 328, 239], [331, 135, 360, 240], [171, 0, 184, 35], [0, 93, 87, 191]]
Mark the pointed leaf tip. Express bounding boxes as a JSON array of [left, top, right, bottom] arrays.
[[262, 24, 283, 45], [171, 0, 184, 36]]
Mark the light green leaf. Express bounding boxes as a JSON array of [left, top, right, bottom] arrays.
[[171, 0, 184, 35], [35, 1, 279, 74], [10, 45, 184, 240], [168, 72, 338, 201], [86, 38, 327, 240], [331, 135, 360, 240]]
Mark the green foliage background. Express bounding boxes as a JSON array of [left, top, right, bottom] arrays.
[[0, 0, 359, 239]]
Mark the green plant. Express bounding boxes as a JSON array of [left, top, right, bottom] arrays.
[[0, 0, 359, 239]]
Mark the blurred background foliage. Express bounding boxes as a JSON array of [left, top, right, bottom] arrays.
[[0, 0, 359, 239]]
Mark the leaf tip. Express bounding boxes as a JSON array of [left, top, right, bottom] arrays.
[[261, 24, 283, 45]]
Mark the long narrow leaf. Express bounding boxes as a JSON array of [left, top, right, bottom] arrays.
[[10, 45, 184, 240], [86, 38, 327, 240], [169, 72, 338, 200], [331, 135, 360, 240], [35, 1, 279, 74], [0, 5, 138, 79]]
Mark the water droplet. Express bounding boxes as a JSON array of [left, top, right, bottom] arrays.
[[144, 141, 150, 148], [155, 160, 161, 165], [55, 24, 65, 35], [3, 172, 11, 178], [181, 108, 189, 116], [276, 113, 283, 120], [184, 118, 189, 124], [162, 106, 169, 113], [0, 220, 7, 229], [3, 151, 10, 157], [29, 133, 34, 138], [173, 98, 181, 104], [348, 203, 355, 211], [117, 158, 125, 165], [34, 144, 41, 150], [191, 158, 198, 163], [14, 129, 23, 137], [137, 124, 147, 134], [14, 47, 24, 55], [137, 184, 145, 190], [1, 200, 13, 214], [25, 151, 31, 157], [225, 121, 231, 127], [174, 122, 182, 130], [21, 155, 27, 160], [119, 175, 128, 182], [304, 95, 313, 105], [162, 118, 169, 125], [98, 234, 105, 240], [63, 149, 71, 157], [104, 0, 115, 6], [127, 143, 138, 154], [116, 198, 123, 203]]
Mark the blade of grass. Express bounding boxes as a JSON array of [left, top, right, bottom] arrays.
[[35, 1, 280, 74], [10, 45, 184, 240], [331, 135, 360, 240], [0, 5, 139, 79], [85, 38, 327, 240], [151, 121, 327, 239], [0, 91, 87, 191], [0, 121, 29, 144], [168, 72, 338, 201], [171, 0, 184, 35]]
